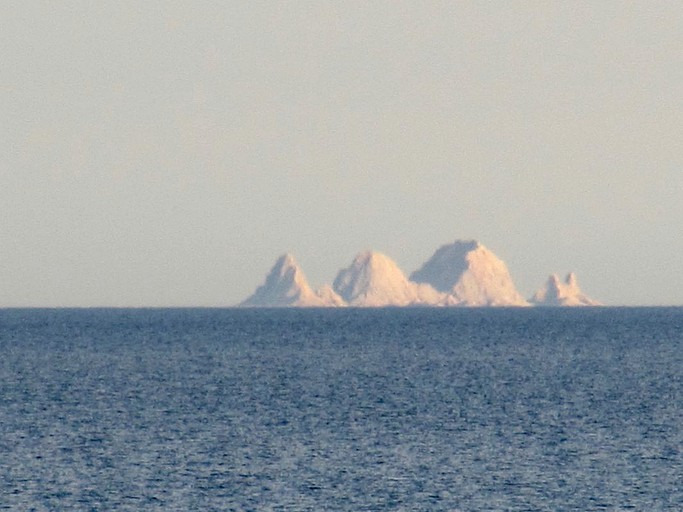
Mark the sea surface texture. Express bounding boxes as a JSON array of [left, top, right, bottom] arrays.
[[0, 308, 681, 511]]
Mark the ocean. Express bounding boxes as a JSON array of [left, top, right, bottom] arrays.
[[0, 307, 681, 511]]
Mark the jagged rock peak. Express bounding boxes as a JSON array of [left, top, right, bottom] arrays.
[[240, 253, 343, 307], [333, 250, 443, 307], [530, 272, 601, 307], [410, 240, 528, 306], [272, 253, 299, 276], [410, 240, 479, 293]]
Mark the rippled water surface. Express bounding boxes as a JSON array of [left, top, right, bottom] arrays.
[[1, 308, 681, 510]]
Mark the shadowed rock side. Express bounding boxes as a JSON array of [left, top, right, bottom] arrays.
[[332, 251, 444, 307], [410, 240, 529, 306], [239, 254, 345, 307], [530, 273, 601, 306]]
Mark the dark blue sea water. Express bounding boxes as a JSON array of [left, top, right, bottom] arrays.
[[0, 308, 681, 511]]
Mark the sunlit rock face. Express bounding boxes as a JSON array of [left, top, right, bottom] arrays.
[[333, 251, 444, 307], [530, 272, 602, 307], [410, 240, 529, 306], [240, 254, 345, 307]]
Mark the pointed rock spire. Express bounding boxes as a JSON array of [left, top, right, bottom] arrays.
[[333, 251, 443, 307], [565, 272, 579, 290], [240, 254, 343, 307]]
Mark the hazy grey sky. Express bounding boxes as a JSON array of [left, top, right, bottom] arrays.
[[2, 1, 682, 306]]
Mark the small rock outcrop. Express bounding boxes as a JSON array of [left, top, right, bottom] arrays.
[[410, 240, 529, 306], [240, 254, 344, 307], [315, 284, 347, 307], [530, 272, 601, 306]]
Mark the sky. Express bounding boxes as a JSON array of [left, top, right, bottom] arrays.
[[1, 1, 682, 307]]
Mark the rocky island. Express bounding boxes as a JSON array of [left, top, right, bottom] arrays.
[[240, 240, 601, 308]]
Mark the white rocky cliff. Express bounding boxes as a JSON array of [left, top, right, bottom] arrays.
[[409, 240, 529, 306], [332, 251, 444, 307], [239, 254, 345, 307], [530, 273, 601, 306]]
